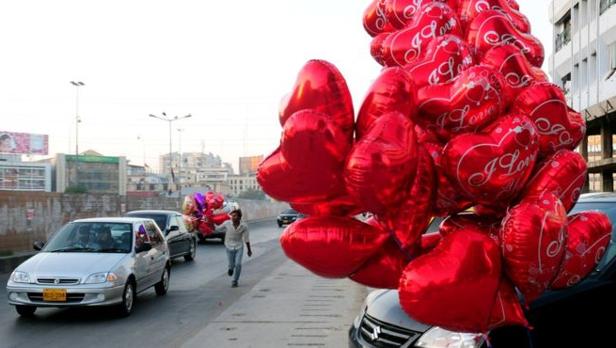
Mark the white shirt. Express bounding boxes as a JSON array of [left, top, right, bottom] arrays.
[[222, 220, 249, 250]]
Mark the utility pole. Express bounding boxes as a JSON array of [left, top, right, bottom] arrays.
[[70, 81, 85, 188], [148, 112, 191, 196]]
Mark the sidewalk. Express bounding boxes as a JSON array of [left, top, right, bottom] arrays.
[[183, 259, 368, 348]]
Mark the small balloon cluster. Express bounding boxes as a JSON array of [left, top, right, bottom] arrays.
[[182, 192, 230, 237], [257, 0, 613, 333]]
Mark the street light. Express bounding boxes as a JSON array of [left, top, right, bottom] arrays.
[[70, 81, 85, 188], [177, 128, 184, 196], [148, 113, 192, 195]]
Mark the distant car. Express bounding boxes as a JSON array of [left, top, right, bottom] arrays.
[[349, 193, 616, 347], [277, 208, 304, 227], [125, 210, 197, 262], [6, 217, 171, 317]]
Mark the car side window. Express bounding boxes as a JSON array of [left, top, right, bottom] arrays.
[[135, 224, 150, 249], [175, 215, 188, 233], [145, 221, 162, 246]]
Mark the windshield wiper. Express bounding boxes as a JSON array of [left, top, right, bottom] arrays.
[[48, 247, 97, 253]]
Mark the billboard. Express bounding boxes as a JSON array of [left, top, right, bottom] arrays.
[[239, 155, 264, 175], [0, 131, 49, 155]]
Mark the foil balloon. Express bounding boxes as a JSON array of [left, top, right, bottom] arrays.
[[350, 238, 410, 289], [466, 10, 544, 67], [420, 231, 442, 253], [291, 192, 362, 217], [357, 67, 418, 140], [417, 66, 511, 138], [500, 191, 568, 303], [183, 215, 197, 232], [380, 145, 436, 254], [384, 0, 457, 29], [424, 142, 472, 216], [399, 228, 502, 333], [551, 212, 612, 289], [442, 114, 540, 206], [489, 279, 529, 330], [458, 0, 531, 34], [481, 44, 548, 93], [439, 213, 501, 244], [511, 82, 586, 156], [182, 195, 196, 215], [194, 192, 205, 212], [371, 2, 463, 67], [363, 0, 393, 37], [280, 216, 389, 278], [209, 212, 230, 226], [523, 150, 587, 212], [345, 112, 418, 215], [279, 60, 354, 140], [405, 34, 475, 89]]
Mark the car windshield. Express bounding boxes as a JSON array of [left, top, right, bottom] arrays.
[[282, 209, 297, 215], [570, 201, 616, 271], [126, 213, 168, 231], [43, 222, 133, 253]]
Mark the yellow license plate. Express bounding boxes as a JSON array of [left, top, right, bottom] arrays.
[[43, 288, 67, 302]]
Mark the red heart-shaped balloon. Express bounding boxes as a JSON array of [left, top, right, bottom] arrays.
[[481, 44, 548, 93], [442, 114, 540, 206], [420, 231, 443, 253], [350, 237, 410, 289], [511, 82, 586, 156], [345, 112, 418, 215], [424, 142, 473, 216], [458, 0, 530, 34], [279, 60, 354, 140], [357, 67, 418, 140], [466, 10, 544, 67], [417, 66, 511, 138], [384, 0, 458, 29], [405, 34, 475, 89], [372, 2, 463, 67], [380, 145, 436, 253], [363, 0, 394, 37], [523, 150, 587, 212], [500, 191, 568, 303], [488, 279, 529, 330], [291, 191, 362, 217], [507, 0, 520, 10], [280, 216, 389, 278], [551, 212, 612, 289], [399, 227, 502, 333]]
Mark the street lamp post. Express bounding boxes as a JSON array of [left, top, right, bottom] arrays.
[[148, 113, 191, 196], [177, 128, 184, 196], [70, 81, 85, 188]]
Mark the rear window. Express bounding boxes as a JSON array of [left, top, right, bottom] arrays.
[[126, 213, 168, 231], [282, 209, 297, 215], [570, 202, 616, 271]]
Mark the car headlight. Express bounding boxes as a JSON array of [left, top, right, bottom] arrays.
[[416, 327, 485, 348], [11, 271, 31, 283], [84, 272, 118, 284]]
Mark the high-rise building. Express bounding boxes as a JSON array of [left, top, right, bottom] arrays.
[[239, 155, 264, 175], [549, 0, 616, 192], [53, 152, 127, 195]]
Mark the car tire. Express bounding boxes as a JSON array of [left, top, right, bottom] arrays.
[[278, 222, 283, 228], [155, 266, 170, 296], [15, 305, 36, 317], [197, 234, 206, 244], [184, 240, 196, 262], [116, 280, 136, 317]]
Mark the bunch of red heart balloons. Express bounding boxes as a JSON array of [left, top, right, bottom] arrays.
[[182, 191, 230, 236], [257, 0, 613, 333]]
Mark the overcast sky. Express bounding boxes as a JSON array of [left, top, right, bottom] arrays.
[[0, 0, 552, 173]]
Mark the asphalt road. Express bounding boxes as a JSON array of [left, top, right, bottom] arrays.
[[0, 220, 287, 348]]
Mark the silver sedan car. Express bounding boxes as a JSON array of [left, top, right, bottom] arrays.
[[6, 217, 170, 317]]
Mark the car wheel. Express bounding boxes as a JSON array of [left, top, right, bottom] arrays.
[[155, 266, 170, 296], [15, 305, 36, 317], [184, 240, 196, 262], [197, 234, 206, 244], [278, 222, 283, 228], [116, 280, 136, 317]]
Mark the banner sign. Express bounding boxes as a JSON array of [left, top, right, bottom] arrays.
[[0, 131, 49, 155]]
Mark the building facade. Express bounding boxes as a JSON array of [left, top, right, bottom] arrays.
[[0, 156, 52, 192], [550, 0, 616, 192], [227, 174, 261, 197], [239, 155, 263, 175], [53, 153, 127, 195], [159, 152, 233, 190]]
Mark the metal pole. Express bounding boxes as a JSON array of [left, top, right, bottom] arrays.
[[168, 119, 172, 195]]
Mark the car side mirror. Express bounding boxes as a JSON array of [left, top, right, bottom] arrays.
[[167, 225, 179, 233], [33, 241, 45, 251], [135, 243, 152, 253]]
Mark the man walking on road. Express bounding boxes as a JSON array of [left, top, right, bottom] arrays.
[[223, 209, 252, 287]]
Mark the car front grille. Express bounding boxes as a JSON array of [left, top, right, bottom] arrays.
[[37, 278, 80, 285], [359, 313, 421, 347], [27, 293, 85, 303]]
